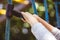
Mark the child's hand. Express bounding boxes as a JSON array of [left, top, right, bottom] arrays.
[[21, 12, 39, 26]]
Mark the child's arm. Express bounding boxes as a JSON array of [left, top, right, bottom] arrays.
[[33, 14, 54, 32], [31, 22, 57, 40], [33, 14, 60, 40], [21, 12, 57, 40]]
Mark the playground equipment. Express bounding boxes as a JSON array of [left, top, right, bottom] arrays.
[[0, 0, 59, 40], [5, 0, 37, 40], [43, 0, 49, 22], [5, 0, 24, 40], [55, 1, 60, 28]]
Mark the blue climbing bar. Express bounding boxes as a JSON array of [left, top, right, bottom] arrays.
[[7, 0, 12, 4], [5, 0, 13, 40], [30, 0, 38, 15], [55, 1, 60, 28], [43, 0, 49, 22]]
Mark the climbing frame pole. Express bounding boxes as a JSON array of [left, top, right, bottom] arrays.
[[5, 19, 10, 40], [30, 0, 38, 15], [43, 0, 49, 22], [55, 1, 60, 28], [5, 0, 13, 40], [31, 0, 49, 22]]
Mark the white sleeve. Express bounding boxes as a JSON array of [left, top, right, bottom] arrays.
[[51, 27, 60, 40], [31, 23, 57, 40]]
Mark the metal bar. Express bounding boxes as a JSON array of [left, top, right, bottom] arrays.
[[5, 19, 10, 40], [55, 2, 60, 28], [31, 0, 38, 14], [7, 0, 12, 4], [5, 0, 12, 40], [43, 0, 49, 22], [57, 2, 60, 4]]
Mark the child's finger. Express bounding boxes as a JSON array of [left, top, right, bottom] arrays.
[[25, 12, 33, 17], [21, 12, 30, 23]]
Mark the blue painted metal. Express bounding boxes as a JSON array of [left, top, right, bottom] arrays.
[[5, 0, 12, 40], [55, 2, 60, 28], [31, 0, 38, 14], [57, 2, 60, 4], [7, 0, 12, 4], [43, 0, 49, 22], [5, 19, 10, 40]]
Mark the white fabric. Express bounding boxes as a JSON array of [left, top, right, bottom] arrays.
[[31, 23, 57, 40], [51, 27, 60, 40]]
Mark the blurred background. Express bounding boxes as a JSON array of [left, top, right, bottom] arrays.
[[0, 0, 60, 40]]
